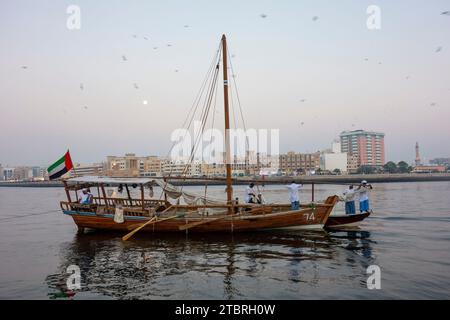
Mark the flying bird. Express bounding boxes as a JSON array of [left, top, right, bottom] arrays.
[[153, 47, 158, 50], [167, 44, 172, 47], [132, 34, 138, 39], [133, 83, 139, 89], [143, 36, 149, 40], [260, 14, 267, 18], [430, 102, 437, 107], [441, 11, 450, 16], [80, 83, 84, 90], [300, 99, 306, 103], [184, 25, 190, 28], [83, 106, 88, 110], [21, 66, 28, 69], [435, 46, 443, 53], [312, 16, 319, 21], [122, 55, 127, 61]]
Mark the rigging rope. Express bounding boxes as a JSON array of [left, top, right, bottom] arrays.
[[156, 41, 222, 202]]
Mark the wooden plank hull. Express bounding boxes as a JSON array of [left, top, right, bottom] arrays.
[[63, 196, 339, 233], [325, 212, 370, 228]]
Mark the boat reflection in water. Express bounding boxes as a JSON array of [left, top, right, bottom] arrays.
[[46, 229, 375, 299]]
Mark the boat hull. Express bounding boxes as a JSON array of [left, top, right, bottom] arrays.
[[325, 212, 370, 228], [63, 196, 339, 233]]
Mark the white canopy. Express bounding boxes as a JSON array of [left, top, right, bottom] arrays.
[[66, 176, 155, 186]]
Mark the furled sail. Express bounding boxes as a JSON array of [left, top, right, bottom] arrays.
[[153, 179, 226, 206]]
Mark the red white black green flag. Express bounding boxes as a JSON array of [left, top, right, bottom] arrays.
[[47, 150, 74, 180]]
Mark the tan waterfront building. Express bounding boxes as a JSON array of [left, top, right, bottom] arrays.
[[12, 166, 33, 181], [105, 154, 164, 177], [279, 151, 320, 175], [347, 154, 360, 174], [69, 163, 104, 177]]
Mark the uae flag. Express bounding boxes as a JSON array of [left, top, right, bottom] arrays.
[[47, 150, 74, 180]]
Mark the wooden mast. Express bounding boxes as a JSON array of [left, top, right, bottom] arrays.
[[222, 34, 233, 213]]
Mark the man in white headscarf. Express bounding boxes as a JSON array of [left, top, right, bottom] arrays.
[[356, 180, 373, 213]]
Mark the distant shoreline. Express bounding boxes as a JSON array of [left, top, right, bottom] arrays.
[[1, 173, 450, 187]]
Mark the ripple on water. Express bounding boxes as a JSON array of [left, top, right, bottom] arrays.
[[1, 183, 450, 299]]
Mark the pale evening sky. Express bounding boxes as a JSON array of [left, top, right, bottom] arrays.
[[0, 0, 449, 167]]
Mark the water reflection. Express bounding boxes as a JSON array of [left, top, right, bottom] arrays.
[[46, 229, 375, 299]]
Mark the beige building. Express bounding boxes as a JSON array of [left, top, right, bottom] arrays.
[[347, 154, 359, 173], [69, 163, 104, 177], [12, 167, 33, 181], [105, 154, 164, 177], [201, 163, 226, 176], [279, 151, 320, 175], [162, 161, 202, 177], [141, 156, 164, 177]]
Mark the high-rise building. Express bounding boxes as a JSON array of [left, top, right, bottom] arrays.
[[340, 130, 385, 167]]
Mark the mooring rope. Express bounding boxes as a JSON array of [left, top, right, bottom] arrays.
[[0, 209, 61, 222]]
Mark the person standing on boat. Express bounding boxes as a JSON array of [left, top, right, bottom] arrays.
[[343, 185, 356, 215], [356, 180, 373, 213], [286, 181, 302, 210], [245, 183, 257, 203]]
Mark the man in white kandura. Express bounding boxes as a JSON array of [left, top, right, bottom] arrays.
[[245, 183, 257, 203], [78, 188, 93, 204], [356, 180, 373, 213], [286, 181, 302, 210], [343, 185, 356, 215]]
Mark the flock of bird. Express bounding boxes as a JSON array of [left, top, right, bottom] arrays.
[[17, 11, 448, 120]]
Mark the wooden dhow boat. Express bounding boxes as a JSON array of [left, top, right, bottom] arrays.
[[61, 176, 339, 234], [59, 35, 340, 237]]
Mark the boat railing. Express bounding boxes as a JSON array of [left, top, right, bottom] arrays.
[[60, 201, 158, 217], [90, 196, 166, 207]]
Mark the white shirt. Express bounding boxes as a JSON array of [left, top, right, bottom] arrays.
[[79, 192, 91, 203], [343, 188, 356, 202], [286, 183, 302, 202], [245, 186, 256, 203], [358, 186, 371, 202]]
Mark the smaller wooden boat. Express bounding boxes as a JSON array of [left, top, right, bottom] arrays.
[[325, 211, 371, 228]]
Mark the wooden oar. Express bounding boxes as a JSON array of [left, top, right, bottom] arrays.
[[122, 206, 174, 241], [179, 213, 240, 231]]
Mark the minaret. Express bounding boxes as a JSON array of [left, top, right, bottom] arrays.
[[415, 142, 421, 166]]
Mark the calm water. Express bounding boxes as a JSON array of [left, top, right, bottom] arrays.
[[1, 182, 450, 299]]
